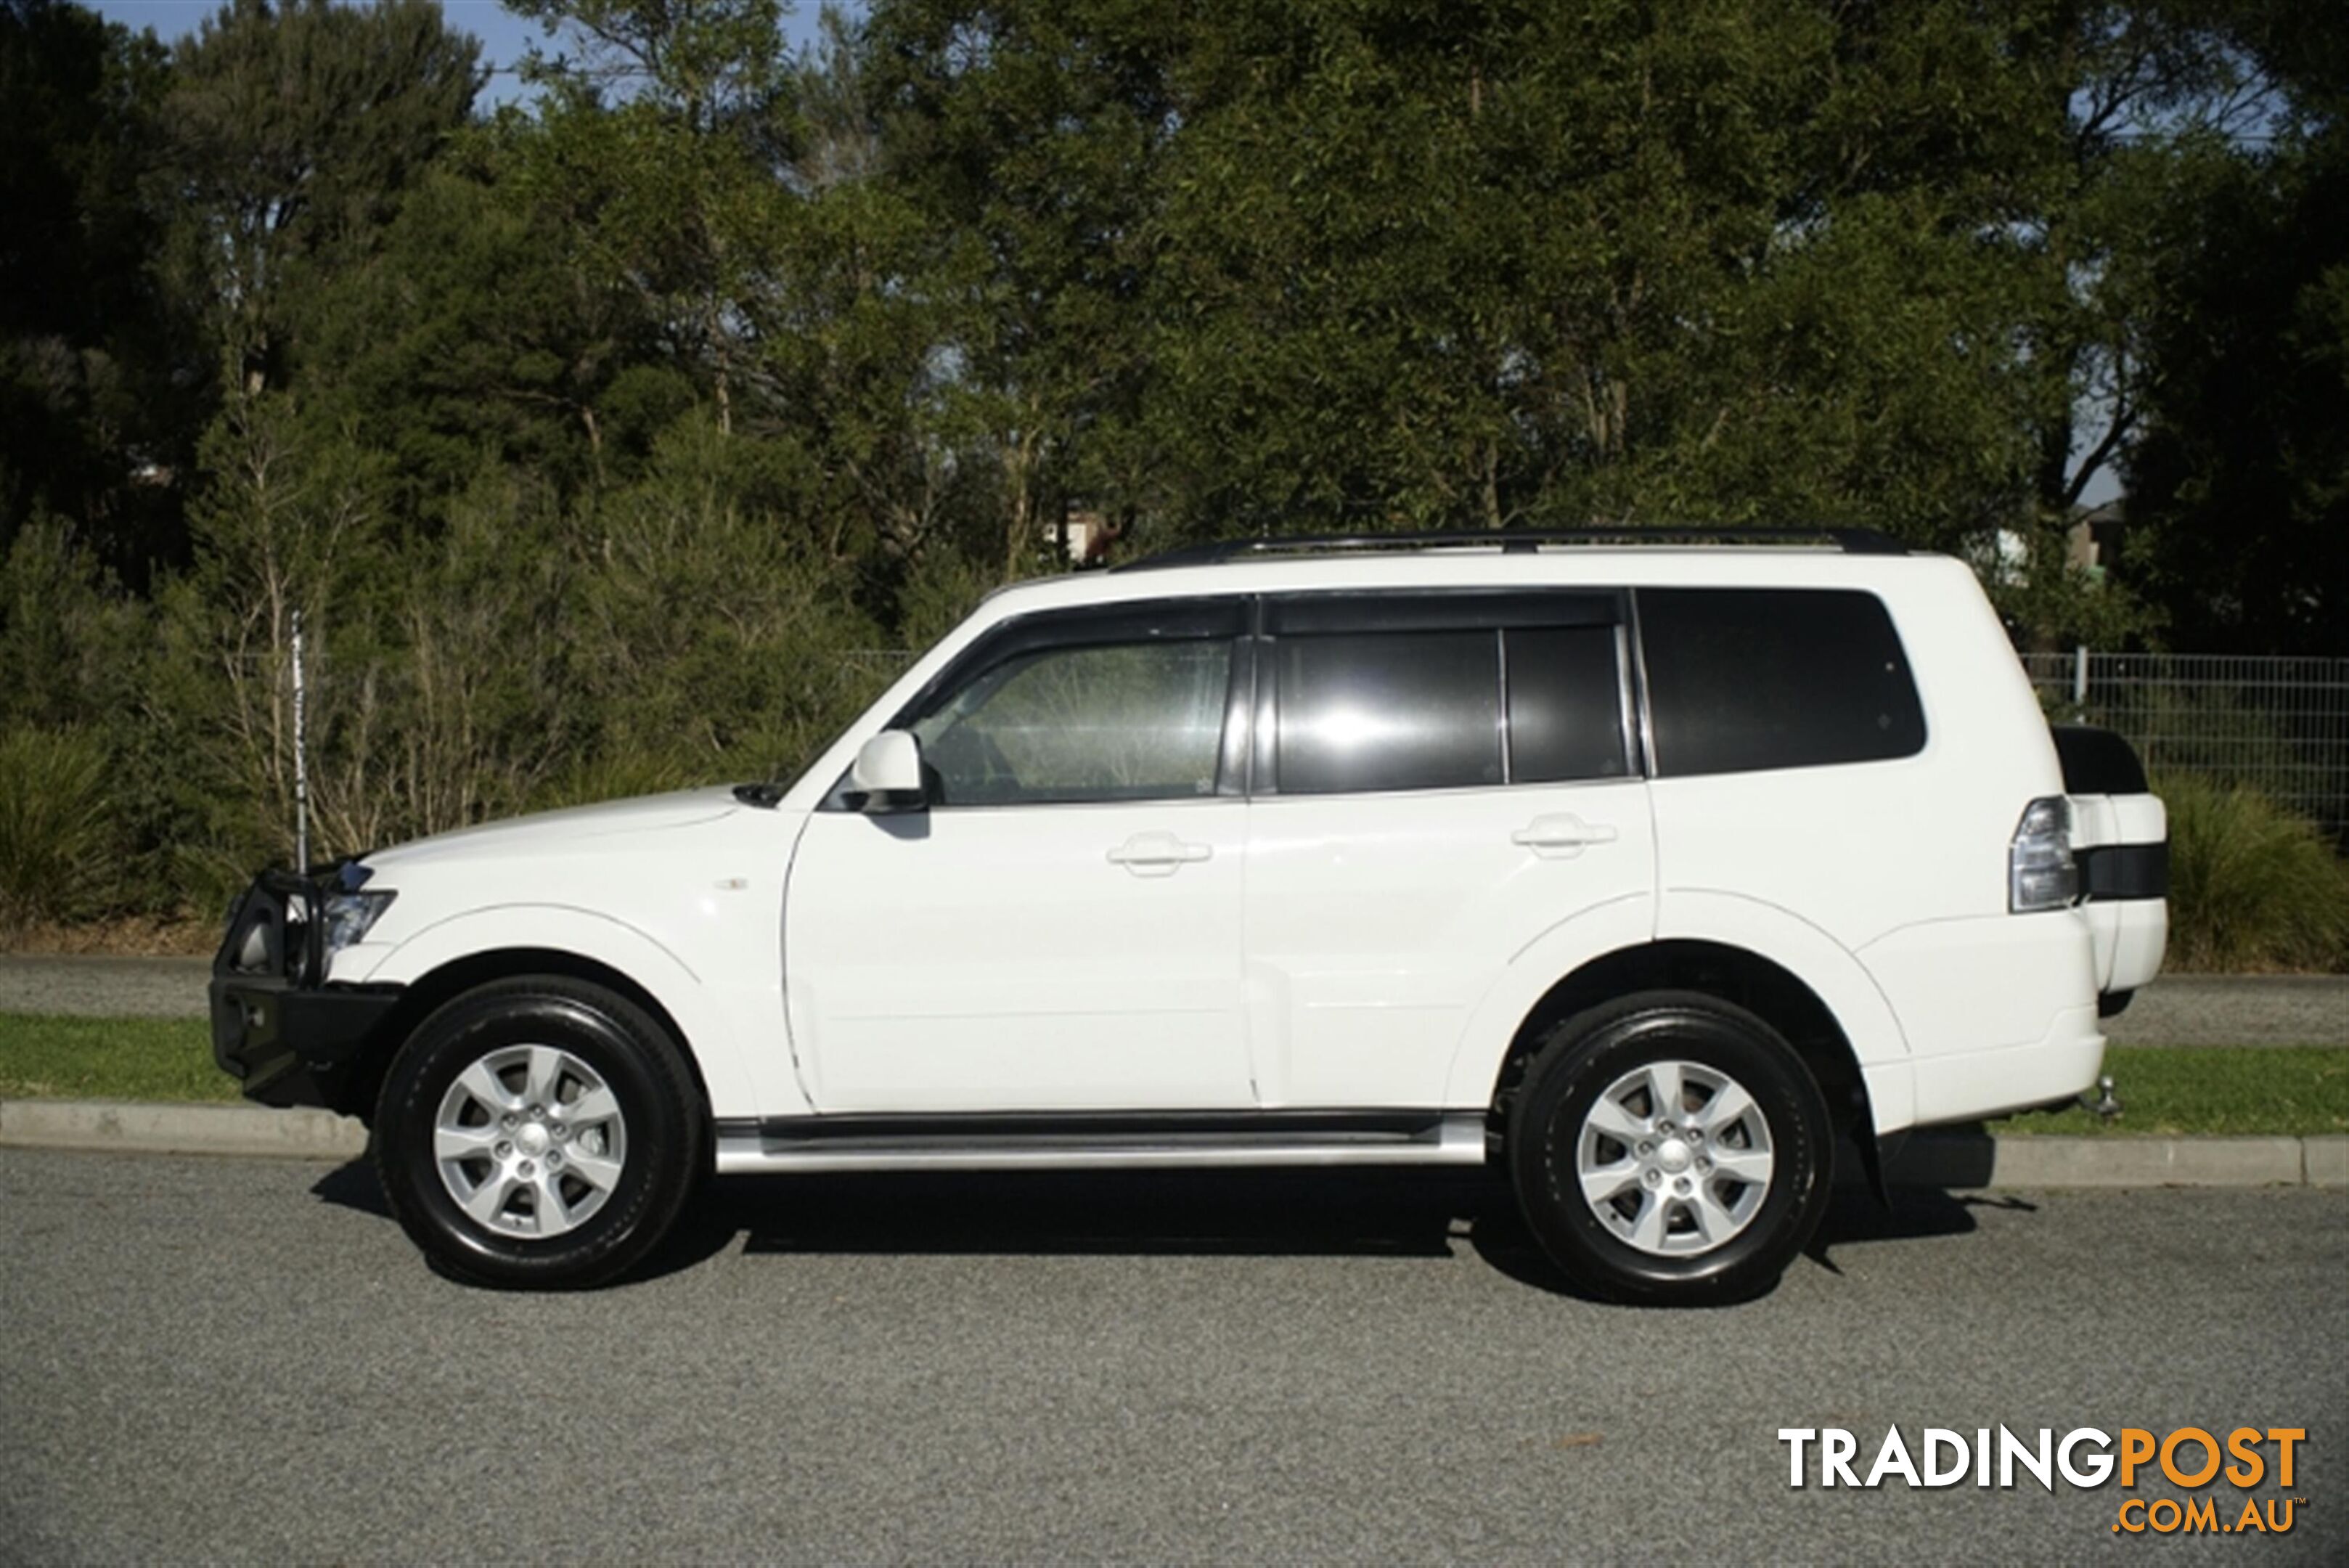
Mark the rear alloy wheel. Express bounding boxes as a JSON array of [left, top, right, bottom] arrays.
[[1508, 991, 1833, 1304], [374, 977, 704, 1289], [1574, 1056, 1776, 1257]]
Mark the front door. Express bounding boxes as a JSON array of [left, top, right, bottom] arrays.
[[785, 603, 1255, 1112]]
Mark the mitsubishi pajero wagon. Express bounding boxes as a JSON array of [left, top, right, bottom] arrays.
[[211, 530, 2169, 1303]]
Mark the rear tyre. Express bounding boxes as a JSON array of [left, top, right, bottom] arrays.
[[372, 976, 705, 1289], [1507, 991, 1833, 1305]]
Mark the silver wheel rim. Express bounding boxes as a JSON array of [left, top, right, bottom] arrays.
[[1575, 1058, 1774, 1257], [433, 1045, 627, 1240]]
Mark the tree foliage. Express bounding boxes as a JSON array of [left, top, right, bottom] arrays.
[[0, 0, 189, 580], [2117, 2, 2349, 655], [0, 0, 2338, 918], [160, 0, 481, 403]]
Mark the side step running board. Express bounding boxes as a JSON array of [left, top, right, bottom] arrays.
[[711, 1110, 1489, 1175]]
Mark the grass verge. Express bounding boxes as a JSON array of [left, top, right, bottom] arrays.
[[1988, 1047, 2348, 1137], [0, 1013, 237, 1103], [1, 1017, 2343, 1136]]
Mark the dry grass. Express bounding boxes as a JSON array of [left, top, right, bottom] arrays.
[[3, 914, 218, 957]]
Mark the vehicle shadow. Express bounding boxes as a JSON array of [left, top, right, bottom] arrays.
[[306, 1140, 2030, 1302], [311, 1157, 392, 1218], [711, 1165, 1490, 1264]]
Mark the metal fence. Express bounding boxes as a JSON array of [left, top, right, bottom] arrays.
[[2022, 651, 2349, 837]]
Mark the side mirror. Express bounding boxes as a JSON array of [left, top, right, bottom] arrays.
[[847, 729, 926, 812]]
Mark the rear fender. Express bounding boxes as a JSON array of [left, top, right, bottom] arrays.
[[1445, 891, 1917, 1135]]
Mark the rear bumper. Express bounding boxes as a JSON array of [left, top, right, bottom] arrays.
[[211, 872, 402, 1116], [1910, 1004, 2105, 1127], [1859, 911, 2107, 1128]]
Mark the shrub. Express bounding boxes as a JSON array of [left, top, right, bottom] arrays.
[[2156, 772, 2349, 973], [0, 727, 118, 932], [531, 752, 695, 812]]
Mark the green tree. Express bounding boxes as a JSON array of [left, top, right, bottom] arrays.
[[867, 0, 1189, 576], [505, 1, 990, 605], [563, 416, 883, 777], [890, 1, 2059, 550], [147, 394, 396, 889], [2121, 112, 2348, 653], [505, 0, 802, 436], [160, 0, 482, 404], [751, 9, 986, 575], [301, 141, 687, 515], [0, 0, 194, 580]]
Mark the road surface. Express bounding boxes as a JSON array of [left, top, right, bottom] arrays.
[[2, 1150, 2340, 1563]]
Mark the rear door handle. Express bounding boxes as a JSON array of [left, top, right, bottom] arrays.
[[1512, 814, 1618, 859], [1107, 831, 1214, 878]]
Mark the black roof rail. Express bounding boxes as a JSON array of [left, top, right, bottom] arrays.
[[1114, 526, 1911, 572]]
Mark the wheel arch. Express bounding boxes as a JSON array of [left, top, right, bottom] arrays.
[[1449, 886, 1916, 1135], [1481, 939, 1873, 1135], [342, 944, 724, 1127]]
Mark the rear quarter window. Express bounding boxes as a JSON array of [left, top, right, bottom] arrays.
[[1639, 587, 1926, 777]]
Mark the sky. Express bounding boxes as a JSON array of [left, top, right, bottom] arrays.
[[86, 1, 841, 107]]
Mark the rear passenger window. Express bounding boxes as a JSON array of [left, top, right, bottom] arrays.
[[1639, 588, 1925, 776], [1275, 632, 1501, 793], [1507, 626, 1630, 782]]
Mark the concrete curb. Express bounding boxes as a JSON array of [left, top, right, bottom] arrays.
[[1884, 1132, 2348, 1189], [2303, 1135, 2349, 1188], [0, 1100, 2344, 1188], [0, 1098, 367, 1160]]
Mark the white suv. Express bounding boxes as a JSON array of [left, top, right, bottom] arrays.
[[211, 530, 2168, 1302]]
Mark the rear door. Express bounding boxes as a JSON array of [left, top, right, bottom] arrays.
[[1241, 591, 1656, 1108]]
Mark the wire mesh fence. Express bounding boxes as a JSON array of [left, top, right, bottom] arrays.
[[2022, 651, 2349, 837]]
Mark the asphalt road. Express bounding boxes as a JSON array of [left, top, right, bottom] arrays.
[[4, 955, 2341, 1045], [0, 955, 211, 1019], [2, 1150, 2342, 1564]]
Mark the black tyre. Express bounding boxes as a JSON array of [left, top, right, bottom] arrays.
[[1506, 990, 1834, 1305], [372, 976, 706, 1289]]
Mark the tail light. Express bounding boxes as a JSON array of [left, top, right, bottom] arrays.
[[2010, 796, 2078, 912]]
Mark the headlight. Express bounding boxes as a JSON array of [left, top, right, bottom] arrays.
[[322, 889, 396, 953]]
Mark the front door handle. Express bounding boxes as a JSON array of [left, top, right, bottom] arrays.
[[1512, 813, 1619, 859], [1107, 831, 1214, 878]]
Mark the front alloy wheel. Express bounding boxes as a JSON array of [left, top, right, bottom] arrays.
[[432, 1044, 629, 1239], [375, 977, 704, 1289]]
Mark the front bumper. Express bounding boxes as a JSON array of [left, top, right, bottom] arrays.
[[211, 870, 403, 1115]]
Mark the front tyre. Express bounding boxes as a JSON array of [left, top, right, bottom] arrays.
[[1508, 992, 1833, 1305], [373, 977, 706, 1289]]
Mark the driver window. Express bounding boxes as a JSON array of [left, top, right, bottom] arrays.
[[912, 640, 1233, 807]]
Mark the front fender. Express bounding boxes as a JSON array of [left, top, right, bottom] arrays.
[[349, 904, 764, 1119]]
